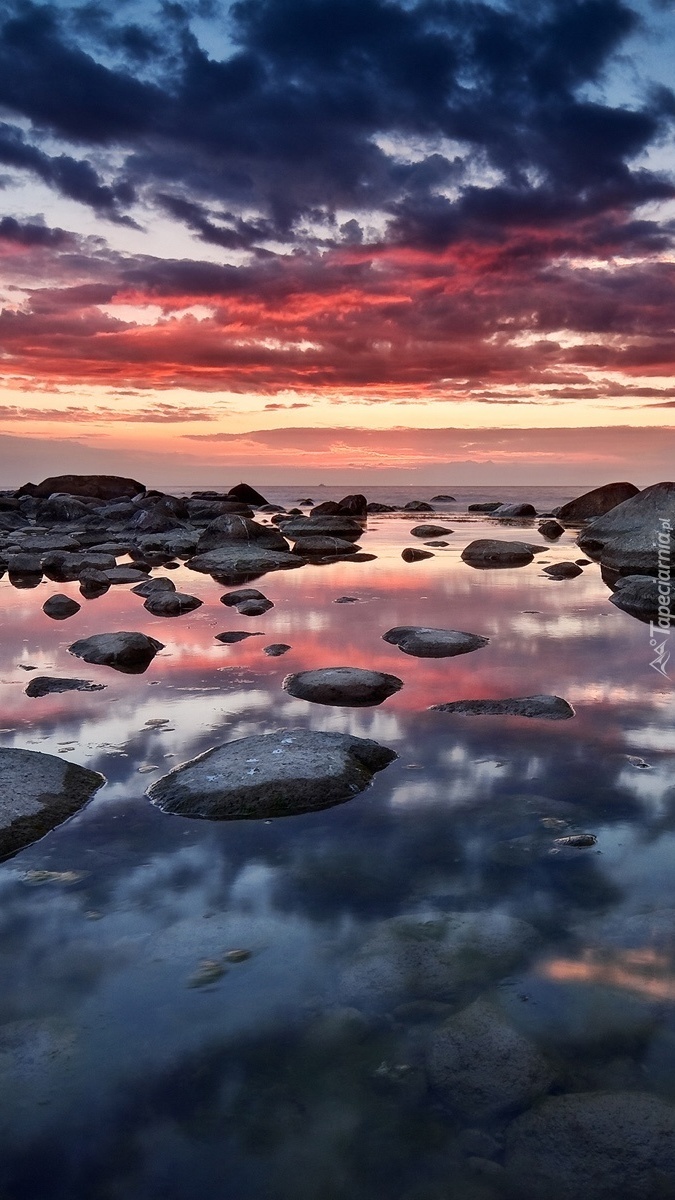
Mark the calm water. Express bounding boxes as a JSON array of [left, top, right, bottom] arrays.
[[1, 491, 673, 1199]]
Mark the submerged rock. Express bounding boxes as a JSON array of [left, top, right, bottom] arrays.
[[25, 676, 106, 698], [0, 747, 104, 861], [430, 695, 574, 719], [146, 730, 397, 819], [291, 535, 361, 557], [68, 632, 164, 674], [410, 524, 453, 538], [283, 667, 403, 707], [504, 1091, 675, 1200], [461, 539, 538, 567], [383, 626, 488, 658], [401, 547, 434, 562], [542, 562, 583, 579], [42, 594, 81, 620], [215, 631, 264, 644], [557, 481, 639, 523], [263, 643, 291, 656], [186, 545, 301, 578]]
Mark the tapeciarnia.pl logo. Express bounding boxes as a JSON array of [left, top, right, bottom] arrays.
[[649, 517, 672, 679]]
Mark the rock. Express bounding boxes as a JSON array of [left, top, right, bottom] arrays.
[[340, 911, 539, 1007], [492, 502, 537, 517], [461, 539, 539, 567], [25, 677, 106, 698], [504, 1092, 675, 1200], [538, 520, 564, 538], [431, 494, 456, 502], [263, 643, 291, 656], [143, 592, 203, 617], [6, 553, 42, 574], [185, 545, 302, 578], [410, 524, 453, 538], [401, 547, 434, 562], [291, 535, 361, 557], [137, 531, 198, 558], [220, 588, 268, 608], [609, 574, 661, 618], [281, 515, 364, 541], [336, 493, 368, 516], [283, 667, 403, 706], [235, 598, 273, 616], [557, 481, 640, 523], [68, 632, 165, 674], [542, 562, 583, 579], [130, 577, 177, 597], [78, 569, 111, 599], [226, 482, 270, 506], [195, 514, 289, 553], [403, 500, 433, 511], [427, 999, 554, 1119], [578, 482, 675, 575], [18, 474, 145, 500], [42, 594, 81, 620], [146, 730, 397, 819], [383, 626, 489, 658], [468, 501, 502, 512], [298, 498, 313, 505], [215, 631, 264, 644], [366, 502, 397, 512], [430, 695, 575, 719], [43, 551, 116, 580], [104, 566, 150, 585], [16, 533, 83, 552], [0, 748, 104, 861], [334, 596, 360, 603]]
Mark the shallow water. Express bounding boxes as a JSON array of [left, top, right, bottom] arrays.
[[1, 494, 674, 1199]]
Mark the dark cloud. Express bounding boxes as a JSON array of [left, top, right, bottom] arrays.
[[0, 214, 73, 246]]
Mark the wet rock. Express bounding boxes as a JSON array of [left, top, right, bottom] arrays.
[[18, 474, 144, 500], [25, 676, 106, 698], [578, 481, 675, 574], [42, 550, 116, 580], [0, 747, 104, 862], [366, 502, 397, 512], [336, 493, 368, 516], [17, 533, 83, 552], [226, 482, 269, 506], [147, 729, 397, 819], [403, 500, 433, 511], [220, 587, 269, 609], [468, 501, 502, 512], [410, 524, 453, 538], [143, 592, 203, 617], [263, 643, 291, 656], [6, 552, 43, 574], [542, 562, 583, 579], [554, 833, 597, 847], [283, 667, 403, 706], [215, 631, 264, 644], [68, 632, 164, 674], [341, 911, 539, 1007], [427, 999, 554, 1119], [237, 598, 274, 616], [195, 514, 289, 553], [492, 502, 537, 517], [609, 574, 661, 618], [78, 569, 111, 599], [281, 515, 364, 541], [291, 535, 361, 557], [334, 595, 360, 603], [137, 531, 199, 558], [185, 545, 302, 578], [402, 547, 434, 562], [504, 1091, 675, 1200], [104, 565, 151, 585], [383, 626, 489, 658], [431, 494, 457, 502], [557, 481, 639, 523], [461, 539, 538, 567], [130, 576, 177, 597], [430, 695, 574, 719], [42, 594, 81, 620], [538, 520, 564, 539]]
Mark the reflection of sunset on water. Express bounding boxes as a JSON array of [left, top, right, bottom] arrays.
[[541, 948, 675, 1003]]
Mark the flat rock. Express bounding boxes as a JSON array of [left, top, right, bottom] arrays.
[[104, 566, 150, 585], [461, 539, 538, 567], [557, 481, 639, 523], [215, 631, 264, 643], [492, 502, 537, 517], [383, 626, 488, 658], [542, 562, 583, 579], [410, 524, 453, 538], [283, 667, 403, 707], [430, 695, 575, 719], [504, 1092, 675, 1200], [431, 494, 456, 502], [0, 748, 105, 861], [263, 643, 291, 656], [68, 632, 164, 674], [25, 676, 106, 698], [143, 592, 203, 617], [291, 535, 361, 557], [18, 474, 144, 500], [427, 999, 554, 1119], [130, 577, 177, 597], [186, 545, 302, 578], [146, 730, 397, 819], [401, 547, 434, 562], [42, 594, 81, 620], [577, 481, 675, 574], [468, 501, 502, 512], [280, 515, 364, 540], [220, 588, 268, 607]]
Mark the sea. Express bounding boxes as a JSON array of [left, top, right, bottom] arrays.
[[0, 483, 673, 1199]]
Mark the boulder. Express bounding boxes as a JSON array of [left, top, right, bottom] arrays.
[[42, 551, 116, 580], [609, 575, 663, 619], [281, 515, 364, 541], [263, 643, 291, 656], [104, 566, 150, 585], [130, 577, 177, 597], [291, 536, 361, 557], [68, 632, 164, 674], [403, 500, 433, 511], [504, 1091, 675, 1200], [492, 502, 537, 517], [410, 524, 453, 537], [538, 520, 564, 539], [0, 747, 104, 861], [468, 501, 502, 512], [18, 474, 144, 500], [461, 539, 539, 567], [283, 667, 403, 707], [542, 562, 583, 579], [427, 999, 554, 1119], [431, 494, 457, 502], [185, 545, 302, 578], [143, 592, 203, 617], [383, 626, 489, 658], [557, 481, 639, 523], [220, 588, 269, 608], [236, 598, 273, 616], [215, 631, 264, 643], [42, 594, 81, 620], [401, 547, 434, 562], [146, 730, 397, 819], [430, 695, 575, 719], [195, 514, 289, 553], [25, 677, 106, 698], [227, 482, 269, 506], [78, 569, 111, 599], [367, 502, 397, 513], [577, 481, 675, 575], [137, 531, 199, 558]]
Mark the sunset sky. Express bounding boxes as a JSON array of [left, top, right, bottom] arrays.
[[1, 0, 674, 485]]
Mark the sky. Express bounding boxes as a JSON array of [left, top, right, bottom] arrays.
[[0, 0, 674, 486]]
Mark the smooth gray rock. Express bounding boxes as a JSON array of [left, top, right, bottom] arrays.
[[43, 551, 116, 580], [68, 632, 164, 674], [6, 553, 42, 574], [186, 545, 302, 577], [492, 502, 536, 517], [16, 534, 82, 552], [137, 531, 199, 558], [195, 514, 288, 553], [403, 500, 433, 511], [430, 695, 574, 719], [42, 594, 81, 620], [542, 562, 583, 579], [147, 730, 397, 819], [0, 748, 104, 861], [25, 676, 106, 698], [227, 482, 269, 506], [341, 911, 539, 1007], [401, 547, 434, 562], [18, 474, 144, 500], [431, 494, 456, 502], [427, 999, 554, 1118], [610, 574, 662, 618], [215, 631, 264, 643], [410, 524, 453, 538], [236, 598, 274, 616], [143, 592, 203, 617], [283, 667, 403, 707], [263, 643, 291, 656], [468, 501, 502, 512], [504, 1092, 675, 1200], [291, 535, 361, 557], [281, 515, 364, 540], [104, 565, 150, 585], [461, 539, 539, 567], [383, 626, 488, 658], [78, 568, 111, 598], [538, 520, 564, 539], [557, 481, 639, 523], [130, 577, 177, 597], [578, 481, 675, 574]]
